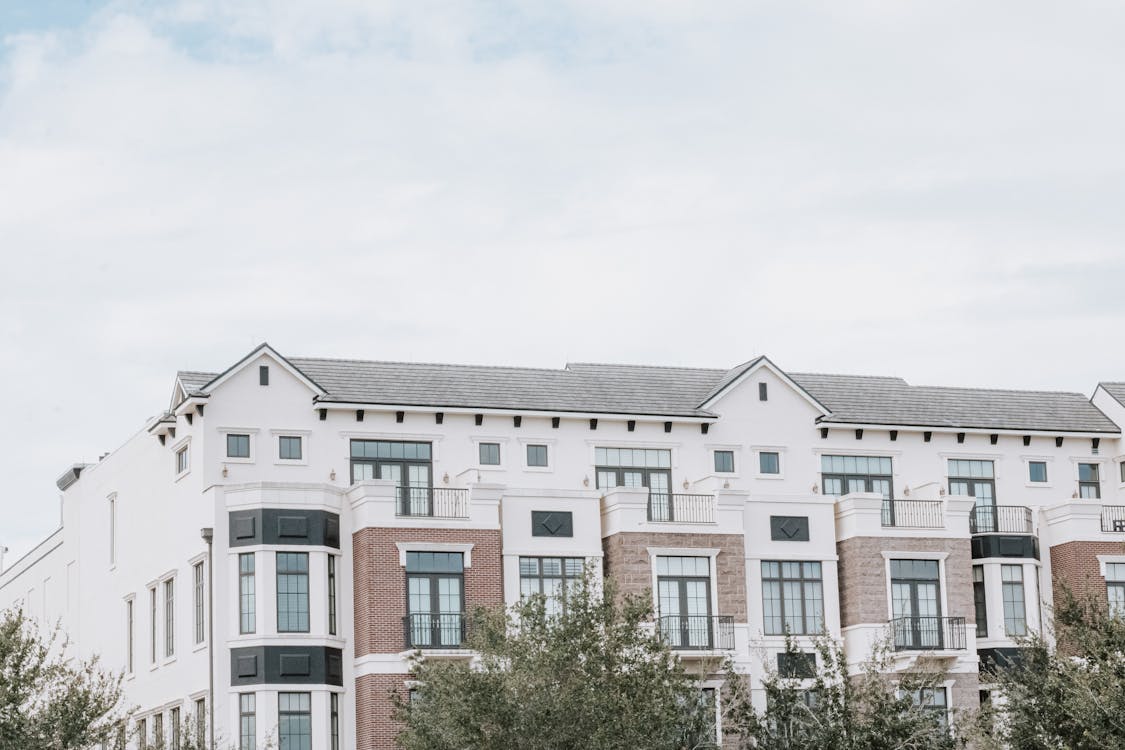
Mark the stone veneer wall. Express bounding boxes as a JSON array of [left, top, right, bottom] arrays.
[[602, 532, 747, 621], [836, 536, 974, 628]]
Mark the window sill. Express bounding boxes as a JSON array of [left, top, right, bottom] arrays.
[[523, 466, 553, 473], [754, 474, 785, 480], [1025, 482, 1053, 489], [274, 459, 308, 467], [174, 470, 191, 483], [224, 457, 255, 465], [193, 641, 208, 653], [162, 656, 178, 667]]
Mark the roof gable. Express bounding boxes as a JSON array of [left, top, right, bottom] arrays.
[[199, 343, 327, 398], [698, 356, 831, 415]]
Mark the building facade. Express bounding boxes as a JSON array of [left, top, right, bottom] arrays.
[[2, 343, 1124, 749]]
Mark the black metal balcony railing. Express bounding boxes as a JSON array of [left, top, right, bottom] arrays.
[[395, 487, 469, 519], [647, 492, 715, 524], [970, 505, 1033, 535], [881, 500, 944, 529], [657, 615, 734, 651], [403, 613, 467, 649], [890, 616, 967, 652], [1101, 506, 1125, 533]]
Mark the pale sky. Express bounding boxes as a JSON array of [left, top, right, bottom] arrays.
[[2, 0, 1124, 561]]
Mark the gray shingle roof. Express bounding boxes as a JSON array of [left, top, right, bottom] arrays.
[[1100, 382, 1125, 407], [177, 353, 1121, 433], [791, 372, 1119, 433]]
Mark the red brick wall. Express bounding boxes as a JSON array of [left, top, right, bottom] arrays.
[[352, 527, 503, 656], [602, 532, 747, 620], [356, 673, 410, 750], [1050, 540, 1125, 609]]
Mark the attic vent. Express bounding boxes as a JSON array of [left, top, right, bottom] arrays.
[[759, 382, 768, 401], [259, 366, 269, 386]]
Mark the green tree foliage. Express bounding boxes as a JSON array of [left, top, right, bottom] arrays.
[[0, 606, 131, 750], [977, 589, 1125, 750], [394, 573, 720, 750], [723, 636, 957, 750]]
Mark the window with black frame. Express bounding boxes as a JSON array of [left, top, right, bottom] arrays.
[[908, 687, 948, 728], [761, 561, 824, 635], [276, 552, 309, 633], [820, 455, 893, 521], [1107, 563, 1125, 617], [890, 560, 942, 649], [350, 440, 433, 515], [656, 556, 713, 648], [519, 557, 583, 616], [278, 693, 311, 750], [595, 447, 672, 519], [405, 552, 465, 648], [1002, 565, 1027, 636], [1079, 463, 1101, 499], [973, 566, 987, 638]]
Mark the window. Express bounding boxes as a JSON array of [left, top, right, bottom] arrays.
[[909, 687, 948, 728], [279, 436, 302, 461], [1079, 463, 1101, 499], [350, 440, 433, 515], [259, 365, 269, 385], [821, 455, 892, 497], [761, 561, 824, 635], [193, 562, 205, 645], [239, 553, 256, 634], [154, 713, 164, 748], [519, 557, 583, 615], [1120, 461, 1125, 484], [973, 566, 987, 638], [890, 560, 943, 649], [108, 495, 116, 566], [137, 718, 147, 750], [125, 599, 134, 673], [759, 382, 768, 401], [194, 699, 206, 747], [176, 446, 189, 474], [330, 693, 340, 750], [1107, 563, 1125, 617], [226, 434, 250, 459], [527, 444, 548, 467], [759, 452, 780, 475], [276, 553, 309, 633], [163, 579, 175, 658], [278, 693, 312, 750], [1002, 565, 1027, 636], [595, 447, 672, 519], [328, 555, 337, 636], [1028, 461, 1048, 483], [149, 587, 157, 664], [479, 442, 500, 466], [777, 651, 816, 678], [948, 460, 996, 509], [239, 693, 256, 750], [714, 450, 735, 473], [406, 552, 464, 648], [170, 707, 181, 750], [657, 557, 713, 648]]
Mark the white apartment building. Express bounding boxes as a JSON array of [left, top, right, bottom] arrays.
[[2, 343, 1123, 748]]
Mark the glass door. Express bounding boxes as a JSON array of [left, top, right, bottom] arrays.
[[891, 560, 942, 649]]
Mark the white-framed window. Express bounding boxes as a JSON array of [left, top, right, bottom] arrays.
[[1021, 455, 1053, 487], [1106, 562, 1125, 617], [472, 437, 509, 470], [193, 561, 206, 645], [1001, 565, 1027, 636], [148, 585, 158, 666], [754, 446, 786, 478], [526, 444, 549, 468], [124, 595, 135, 675], [714, 450, 735, 474], [239, 552, 256, 634], [174, 441, 191, 477], [479, 442, 501, 466], [163, 577, 176, 659], [272, 429, 311, 465], [1079, 462, 1102, 499], [218, 428, 257, 464]]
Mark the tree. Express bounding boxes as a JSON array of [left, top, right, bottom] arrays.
[[0, 606, 131, 750], [394, 572, 720, 750], [723, 635, 958, 750], [975, 588, 1125, 750]]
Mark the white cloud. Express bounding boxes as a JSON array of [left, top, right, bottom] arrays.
[[0, 0, 1123, 558]]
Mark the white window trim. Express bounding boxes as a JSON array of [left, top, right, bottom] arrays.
[[1020, 455, 1053, 488], [271, 429, 311, 467], [189, 554, 207, 651], [751, 445, 786, 480], [941, 453, 1002, 481], [123, 593, 136, 678], [160, 572, 177, 665], [1116, 455, 1125, 489], [172, 436, 192, 481], [517, 438, 555, 472], [881, 551, 950, 622], [396, 542, 474, 568], [705, 443, 742, 478], [107, 492, 117, 570], [1096, 554, 1125, 578], [146, 584, 159, 671], [471, 436, 509, 471], [587, 441, 681, 473], [217, 427, 258, 465], [647, 547, 721, 627], [811, 448, 901, 477]]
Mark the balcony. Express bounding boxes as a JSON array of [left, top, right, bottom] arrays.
[[890, 616, 967, 652], [970, 505, 1033, 535], [657, 615, 734, 651], [647, 492, 716, 524], [881, 499, 944, 529], [395, 487, 470, 519], [1101, 506, 1125, 533], [403, 612, 468, 649]]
